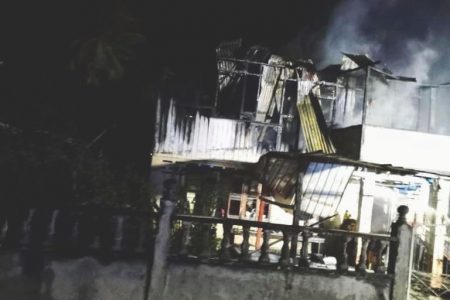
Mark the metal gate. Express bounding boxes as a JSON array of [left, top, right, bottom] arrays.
[[409, 224, 450, 299]]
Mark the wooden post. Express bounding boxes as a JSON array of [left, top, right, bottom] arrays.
[[255, 183, 264, 249], [429, 179, 444, 287], [213, 65, 220, 117], [275, 75, 286, 151], [291, 170, 304, 261], [239, 184, 248, 219], [239, 62, 248, 118], [153, 97, 161, 153]]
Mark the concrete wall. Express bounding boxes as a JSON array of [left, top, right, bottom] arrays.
[[0, 252, 147, 300], [0, 251, 392, 300], [361, 125, 450, 173], [158, 262, 392, 300]]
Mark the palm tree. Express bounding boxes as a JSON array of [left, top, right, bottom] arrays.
[[69, 0, 146, 86]]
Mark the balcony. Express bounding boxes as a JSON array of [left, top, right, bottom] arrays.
[[153, 99, 289, 164]]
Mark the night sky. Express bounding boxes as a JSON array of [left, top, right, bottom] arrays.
[[2, 0, 450, 210], [0, 0, 340, 172]]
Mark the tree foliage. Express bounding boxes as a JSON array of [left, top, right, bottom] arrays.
[[70, 32, 145, 86], [0, 125, 155, 211]]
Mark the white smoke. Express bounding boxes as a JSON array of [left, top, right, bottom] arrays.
[[366, 76, 419, 130], [391, 40, 439, 83], [320, 0, 379, 67], [318, 0, 450, 133], [321, 0, 450, 84]]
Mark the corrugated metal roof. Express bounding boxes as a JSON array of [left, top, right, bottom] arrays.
[[297, 94, 336, 154], [264, 157, 298, 198], [260, 156, 353, 218], [299, 162, 354, 218], [342, 53, 376, 68], [256, 151, 450, 215], [259, 151, 430, 176]]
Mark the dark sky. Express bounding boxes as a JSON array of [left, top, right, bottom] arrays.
[[2, 0, 450, 196], [0, 0, 340, 170], [0, 0, 340, 88], [3, 0, 449, 137]]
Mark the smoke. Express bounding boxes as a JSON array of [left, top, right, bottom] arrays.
[[399, 41, 438, 82], [366, 75, 420, 130], [320, 0, 380, 65], [321, 0, 450, 84]]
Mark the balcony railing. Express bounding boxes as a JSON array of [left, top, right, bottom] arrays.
[[171, 214, 396, 273]]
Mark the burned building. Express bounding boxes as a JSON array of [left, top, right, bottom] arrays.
[[150, 41, 450, 296]]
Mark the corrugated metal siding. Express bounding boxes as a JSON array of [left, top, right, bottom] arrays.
[[255, 55, 283, 122], [154, 99, 289, 163], [297, 94, 336, 154], [300, 162, 354, 218], [263, 158, 354, 218], [265, 158, 297, 198]]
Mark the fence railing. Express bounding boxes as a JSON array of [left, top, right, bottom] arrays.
[[0, 205, 409, 274], [0, 203, 413, 300], [0, 207, 155, 256], [172, 213, 397, 273]]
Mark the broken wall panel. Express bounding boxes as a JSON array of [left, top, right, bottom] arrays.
[[333, 69, 365, 128], [216, 46, 273, 119], [216, 39, 243, 91], [153, 99, 289, 163], [264, 158, 298, 199], [317, 83, 336, 124], [255, 55, 284, 122]]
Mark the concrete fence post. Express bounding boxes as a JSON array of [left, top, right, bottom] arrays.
[[149, 178, 177, 299], [389, 205, 413, 300]]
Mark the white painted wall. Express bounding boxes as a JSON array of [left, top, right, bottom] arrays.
[[361, 125, 450, 174]]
